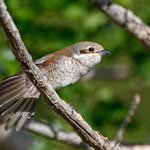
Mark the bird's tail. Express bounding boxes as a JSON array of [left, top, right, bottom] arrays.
[[0, 72, 40, 131]]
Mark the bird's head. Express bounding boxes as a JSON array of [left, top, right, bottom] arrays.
[[71, 41, 110, 68]]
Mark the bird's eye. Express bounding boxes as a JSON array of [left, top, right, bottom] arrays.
[[89, 47, 94, 51]]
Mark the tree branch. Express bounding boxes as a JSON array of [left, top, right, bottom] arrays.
[[0, 1, 118, 150], [87, 0, 150, 50], [114, 94, 141, 147], [24, 119, 89, 149], [24, 119, 150, 150]]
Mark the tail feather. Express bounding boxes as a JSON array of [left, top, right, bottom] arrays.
[[0, 72, 40, 131]]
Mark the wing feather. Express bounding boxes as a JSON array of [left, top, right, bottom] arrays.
[[0, 72, 40, 130]]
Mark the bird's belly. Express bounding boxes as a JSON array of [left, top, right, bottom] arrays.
[[59, 75, 80, 88], [50, 73, 80, 90]]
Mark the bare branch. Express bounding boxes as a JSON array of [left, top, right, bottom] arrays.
[[24, 119, 150, 150], [87, 0, 150, 50], [114, 94, 141, 146], [24, 119, 89, 149], [0, 1, 118, 150]]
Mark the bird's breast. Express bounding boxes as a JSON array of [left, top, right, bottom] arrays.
[[47, 56, 90, 89]]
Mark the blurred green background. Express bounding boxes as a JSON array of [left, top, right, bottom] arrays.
[[0, 0, 150, 150]]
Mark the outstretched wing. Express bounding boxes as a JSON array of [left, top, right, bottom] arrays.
[[0, 72, 40, 131]]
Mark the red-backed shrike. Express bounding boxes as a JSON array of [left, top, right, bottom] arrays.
[[0, 41, 110, 131]]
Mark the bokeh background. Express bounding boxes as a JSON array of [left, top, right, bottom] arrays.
[[0, 0, 150, 150]]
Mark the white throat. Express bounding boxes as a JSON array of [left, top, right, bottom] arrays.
[[73, 53, 101, 68]]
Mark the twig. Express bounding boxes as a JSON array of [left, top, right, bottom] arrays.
[[87, 0, 150, 50], [24, 119, 89, 149], [0, 1, 117, 150], [114, 94, 141, 146], [24, 119, 150, 150]]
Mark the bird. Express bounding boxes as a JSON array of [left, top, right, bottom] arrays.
[[0, 41, 110, 131]]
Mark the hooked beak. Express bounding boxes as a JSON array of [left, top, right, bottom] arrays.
[[98, 50, 111, 56]]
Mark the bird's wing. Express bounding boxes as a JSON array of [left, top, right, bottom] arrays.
[[0, 46, 72, 131], [0, 72, 40, 131]]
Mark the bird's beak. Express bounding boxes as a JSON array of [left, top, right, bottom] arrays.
[[98, 50, 111, 56]]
